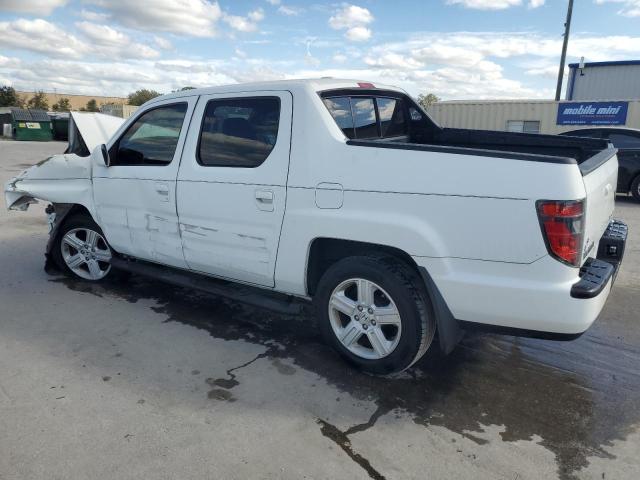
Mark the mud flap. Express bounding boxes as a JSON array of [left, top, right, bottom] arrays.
[[418, 266, 464, 354]]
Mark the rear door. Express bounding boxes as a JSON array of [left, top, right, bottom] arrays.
[[93, 97, 197, 268], [177, 91, 292, 287]]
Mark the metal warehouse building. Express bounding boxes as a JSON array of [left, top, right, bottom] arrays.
[[427, 60, 640, 135], [566, 60, 640, 101]]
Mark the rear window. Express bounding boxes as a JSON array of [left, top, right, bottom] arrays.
[[323, 95, 408, 140]]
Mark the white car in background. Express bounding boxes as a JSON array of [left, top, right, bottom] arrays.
[[5, 79, 628, 374]]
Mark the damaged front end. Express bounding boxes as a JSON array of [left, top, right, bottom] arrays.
[[4, 153, 95, 213]]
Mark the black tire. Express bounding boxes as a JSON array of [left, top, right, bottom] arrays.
[[52, 214, 115, 282], [314, 255, 436, 375], [631, 175, 640, 202]]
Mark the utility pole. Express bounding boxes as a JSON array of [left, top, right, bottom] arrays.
[[555, 0, 574, 101]]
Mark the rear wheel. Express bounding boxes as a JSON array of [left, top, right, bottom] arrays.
[[631, 175, 640, 202], [53, 214, 113, 281], [315, 255, 435, 375]]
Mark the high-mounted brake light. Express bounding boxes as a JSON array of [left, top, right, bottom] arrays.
[[357, 82, 375, 88], [537, 199, 585, 267]]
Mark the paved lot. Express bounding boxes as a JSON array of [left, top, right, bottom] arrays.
[[1, 140, 639, 480]]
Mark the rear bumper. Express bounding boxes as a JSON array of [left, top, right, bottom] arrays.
[[571, 219, 628, 299], [413, 220, 627, 339]]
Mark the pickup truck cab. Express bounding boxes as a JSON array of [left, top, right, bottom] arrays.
[[5, 79, 628, 374]]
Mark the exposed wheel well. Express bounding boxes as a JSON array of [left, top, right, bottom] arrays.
[[306, 238, 420, 296]]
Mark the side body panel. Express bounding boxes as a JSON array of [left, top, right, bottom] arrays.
[[273, 84, 612, 335], [92, 96, 198, 268], [176, 90, 293, 287]]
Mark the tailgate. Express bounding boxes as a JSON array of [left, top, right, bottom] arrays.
[[580, 150, 618, 264]]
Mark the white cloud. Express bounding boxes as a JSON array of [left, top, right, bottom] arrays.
[[447, 0, 520, 9], [0, 18, 160, 61], [0, 55, 21, 68], [223, 8, 265, 32], [154, 35, 173, 50], [345, 26, 371, 42], [278, 5, 303, 15], [528, 0, 545, 8], [86, 0, 222, 37], [329, 4, 374, 42], [266, 0, 280, 4], [79, 9, 109, 21], [0, 18, 86, 58], [595, 0, 640, 17], [0, 0, 67, 15], [75, 21, 160, 59], [333, 53, 348, 63]]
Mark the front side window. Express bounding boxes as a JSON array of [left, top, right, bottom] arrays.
[[113, 103, 187, 166], [198, 97, 280, 168]]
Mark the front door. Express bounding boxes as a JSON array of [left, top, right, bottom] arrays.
[[177, 91, 292, 287], [93, 97, 197, 268]]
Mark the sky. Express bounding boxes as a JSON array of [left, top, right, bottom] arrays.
[[1, 0, 640, 100]]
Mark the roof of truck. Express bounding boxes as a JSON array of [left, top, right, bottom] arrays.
[[147, 78, 404, 106]]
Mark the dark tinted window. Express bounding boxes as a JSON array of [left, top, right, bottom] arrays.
[[323, 97, 354, 138], [323, 95, 410, 140], [351, 98, 378, 138], [608, 133, 640, 148], [198, 97, 280, 167], [377, 97, 408, 137], [114, 103, 187, 166]]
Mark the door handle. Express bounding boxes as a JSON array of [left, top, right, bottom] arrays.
[[155, 183, 170, 202], [255, 189, 274, 211]]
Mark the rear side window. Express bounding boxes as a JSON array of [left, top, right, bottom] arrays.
[[377, 97, 408, 137], [322, 97, 353, 137], [351, 98, 377, 138], [198, 97, 280, 168], [323, 95, 408, 140], [113, 103, 187, 166]]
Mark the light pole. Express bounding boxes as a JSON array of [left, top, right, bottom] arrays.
[[555, 0, 574, 101]]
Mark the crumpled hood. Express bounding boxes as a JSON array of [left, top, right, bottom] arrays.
[[70, 111, 124, 151]]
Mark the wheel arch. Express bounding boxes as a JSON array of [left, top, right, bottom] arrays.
[[44, 203, 102, 272], [305, 237, 464, 355]]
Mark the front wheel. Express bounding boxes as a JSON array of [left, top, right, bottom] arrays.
[[314, 255, 436, 375], [53, 214, 113, 281]]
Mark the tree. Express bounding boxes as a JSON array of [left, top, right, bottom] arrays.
[[127, 89, 161, 106], [27, 90, 49, 110], [0, 86, 23, 107], [417, 93, 440, 110], [52, 97, 72, 112], [86, 99, 99, 112]]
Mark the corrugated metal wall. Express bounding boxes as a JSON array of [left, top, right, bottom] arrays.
[[427, 100, 640, 134], [569, 64, 640, 101]]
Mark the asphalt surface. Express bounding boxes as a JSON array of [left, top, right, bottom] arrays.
[[1, 140, 639, 480]]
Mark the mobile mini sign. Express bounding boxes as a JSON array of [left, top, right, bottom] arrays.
[[557, 101, 629, 126]]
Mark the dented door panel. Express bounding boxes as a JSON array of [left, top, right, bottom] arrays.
[[177, 91, 293, 287], [92, 96, 198, 269]]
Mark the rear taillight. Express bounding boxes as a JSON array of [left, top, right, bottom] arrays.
[[536, 199, 585, 267]]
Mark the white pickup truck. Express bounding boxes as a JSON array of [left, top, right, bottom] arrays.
[[5, 79, 628, 374]]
